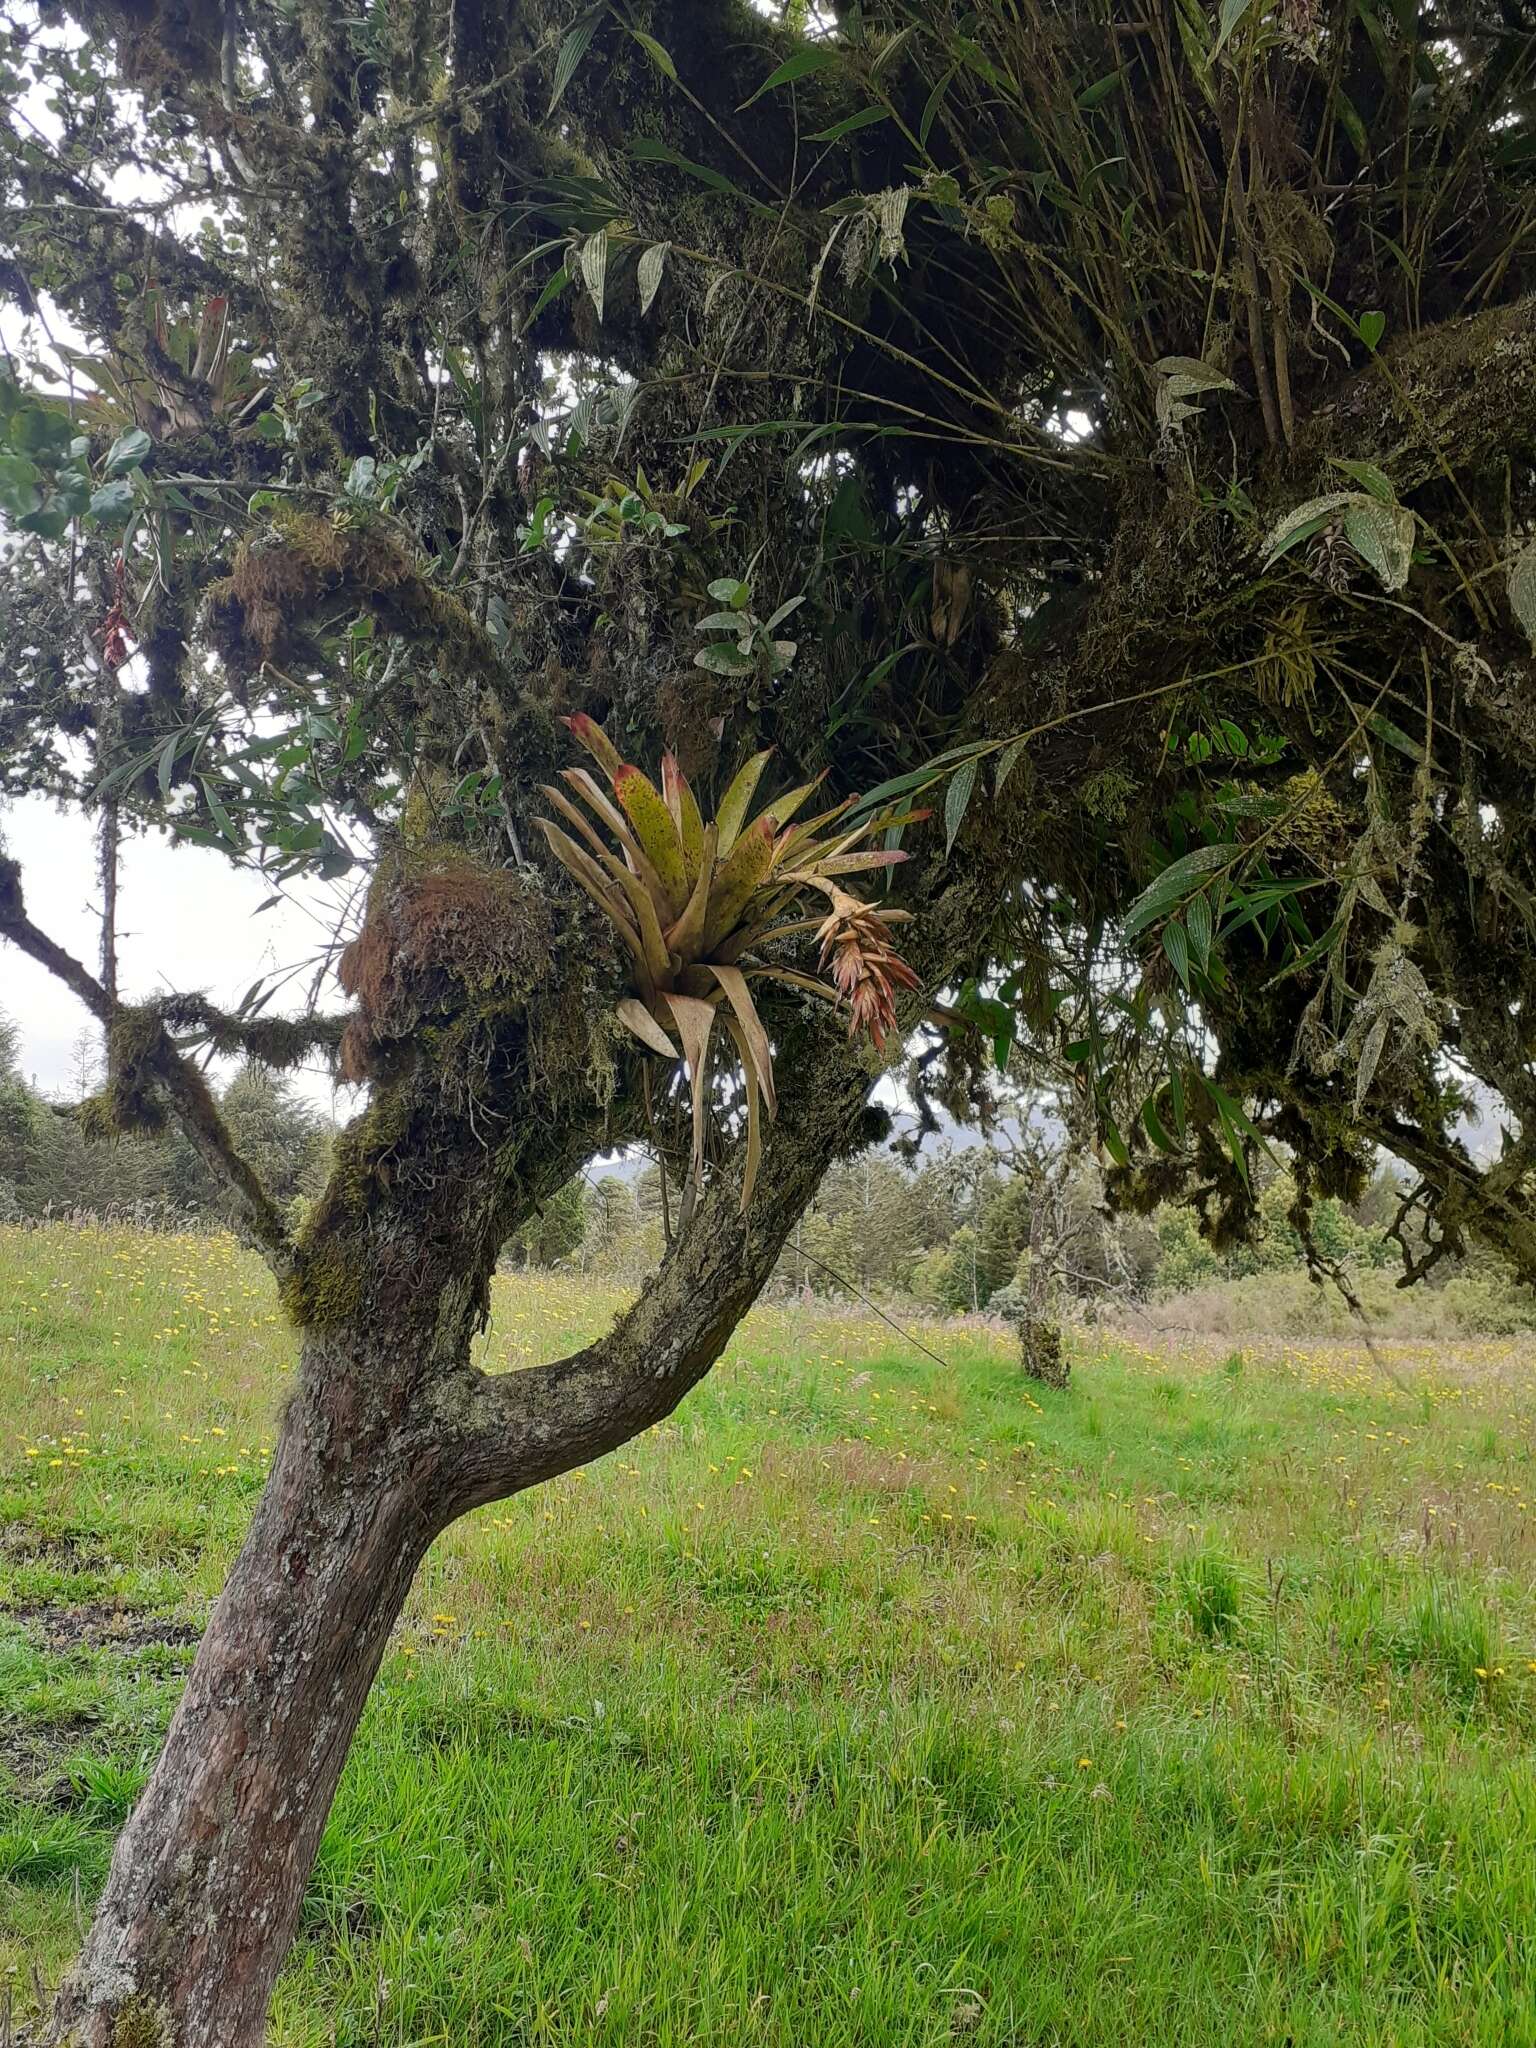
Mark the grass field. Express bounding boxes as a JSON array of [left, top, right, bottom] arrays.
[[4, 1224, 1536, 2045]]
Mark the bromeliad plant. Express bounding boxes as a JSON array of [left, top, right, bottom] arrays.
[[538, 716, 924, 1206]]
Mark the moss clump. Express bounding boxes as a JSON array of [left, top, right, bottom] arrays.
[[109, 1994, 167, 2048], [281, 1228, 365, 1328], [282, 1086, 413, 1326], [337, 850, 557, 1080]]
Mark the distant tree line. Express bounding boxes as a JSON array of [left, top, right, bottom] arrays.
[[0, 1014, 331, 1228], [7, 1013, 1530, 1334]]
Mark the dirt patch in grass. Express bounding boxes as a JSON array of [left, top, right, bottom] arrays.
[[9, 1604, 199, 1653], [0, 1525, 106, 1570], [0, 1714, 101, 1785]]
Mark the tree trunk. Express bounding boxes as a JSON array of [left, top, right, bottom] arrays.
[[1019, 1314, 1069, 1388], [47, 1363, 447, 2048]]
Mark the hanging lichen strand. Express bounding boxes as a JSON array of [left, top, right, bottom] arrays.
[[538, 716, 922, 1206]]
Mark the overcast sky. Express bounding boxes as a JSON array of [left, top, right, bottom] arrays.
[[2, 795, 357, 1108]]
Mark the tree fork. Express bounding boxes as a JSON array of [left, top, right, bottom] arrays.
[[44, 1026, 880, 2047]]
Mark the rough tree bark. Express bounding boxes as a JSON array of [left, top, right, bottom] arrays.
[[47, 1380, 446, 2047], [41, 1011, 882, 2048]]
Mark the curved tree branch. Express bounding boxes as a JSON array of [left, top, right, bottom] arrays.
[[0, 856, 297, 1273], [443, 1023, 877, 1509]]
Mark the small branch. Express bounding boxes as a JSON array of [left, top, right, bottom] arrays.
[[0, 857, 296, 1276]]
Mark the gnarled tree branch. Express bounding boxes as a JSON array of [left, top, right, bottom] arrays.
[[0, 856, 297, 1273]]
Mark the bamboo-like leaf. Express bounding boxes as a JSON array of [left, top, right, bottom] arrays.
[[1186, 890, 1213, 969], [561, 712, 626, 783], [995, 737, 1028, 797], [1511, 541, 1536, 646], [715, 747, 774, 855], [661, 752, 707, 886], [549, 11, 599, 111], [614, 763, 690, 915], [1163, 918, 1191, 988], [704, 813, 776, 950], [720, 1014, 763, 1211], [707, 962, 777, 1117], [1123, 843, 1236, 938], [616, 996, 679, 1059], [738, 43, 837, 108], [944, 757, 978, 854], [664, 822, 717, 960], [579, 229, 609, 323], [661, 992, 718, 1191], [638, 242, 669, 316], [627, 26, 677, 79]]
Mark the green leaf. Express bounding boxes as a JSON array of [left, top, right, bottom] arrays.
[[707, 577, 752, 609], [944, 757, 977, 855], [1341, 497, 1415, 591], [549, 12, 599, 112], [627, 27, 677, 79], [1186, 889, 1213, 968], [0, 451, 41, 518], [1141, 1092, 1176, 1154], [1077, 68, 1124, 109], [739, 44, 837, 108], [1357, 309, 1386, 350], [1101, 1116, 1131, 1170], [995, 736, 1028, 797], [88, 478, 134, 524], [579, 229, 609, 323], [638, 241, 669, 316], [1508, 541, 1536, 647], [1163, 918, 1191, 988], [1365, 710, 1425, 764], [694, 644, 753, 676], [104, 426, 152, 476], [630, 136, 761, 208], [1329, 457, 1396, 504], [918, 66, 956, 148], [1123, 843, 1236, 939], [525, 263, 571, 328], [1262, 491, 1354, 568], [807, 105, 890, 143], [1212, 0, 1255, 57]]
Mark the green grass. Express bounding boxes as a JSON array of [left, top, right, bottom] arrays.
[[4, 1223, 1536, 2043]]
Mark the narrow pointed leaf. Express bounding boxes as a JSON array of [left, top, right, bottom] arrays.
[[705, 813, 776, 950], [638, 241, 669, 316], [664, 822, 717, 960], [614, 762, 690, 915], [721, 1014, 764, 1212], [707, 962, 777, 1117], [562, 712, 626, 784], [661, 752, 707, 885], [715, 747, 774, 855], [616, 996, 679, 1059], [661, 992, 718, 1191], [560, 767, 671, 915]]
